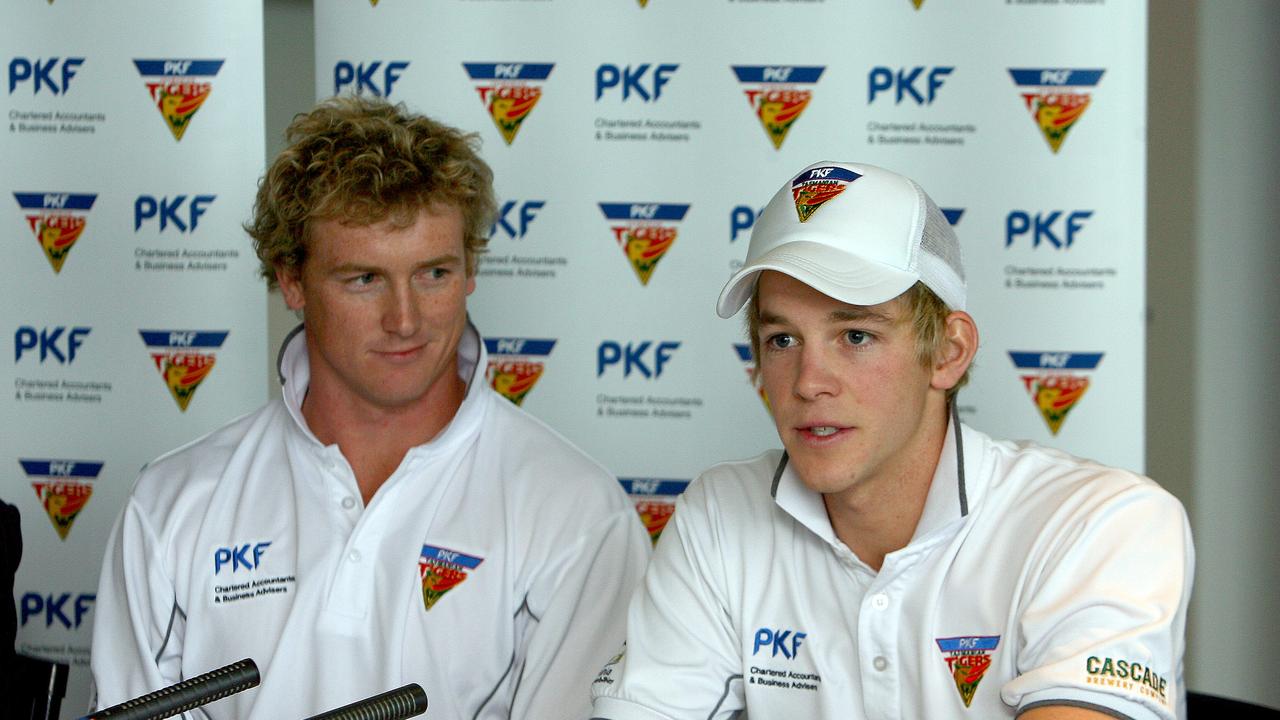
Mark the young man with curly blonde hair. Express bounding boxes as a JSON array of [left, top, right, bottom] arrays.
[[91, 97, 650, 720]]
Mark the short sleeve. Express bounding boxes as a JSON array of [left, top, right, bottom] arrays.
[[1001, 482, 1194, 720], [591, 482, 746, 720]]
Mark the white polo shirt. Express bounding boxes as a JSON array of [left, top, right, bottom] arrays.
[[92, 324, 652, 720], [591, 420, 1193, 720]]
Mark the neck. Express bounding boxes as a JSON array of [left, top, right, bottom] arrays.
[[302, 370, 467, 505], [823, 395, 951, 571]]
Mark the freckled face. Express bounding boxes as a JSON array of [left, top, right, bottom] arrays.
[[277, 205, 474, 413], [755, 271, 935, 497]]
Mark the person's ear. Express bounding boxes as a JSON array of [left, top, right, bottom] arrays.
[[931, 310, 978, 391], [276, 266, 305, 311]]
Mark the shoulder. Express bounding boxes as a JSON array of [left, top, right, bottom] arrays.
[[976, 430, 1185, 520], [674, 450, 786, 534], [130, 400, 284, 513], [477, 388, 628, 508]]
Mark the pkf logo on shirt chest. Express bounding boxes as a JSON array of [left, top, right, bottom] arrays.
[[214, 541, 270, 574], [753, 626, 807, 659], [210, 539, 296, 606]]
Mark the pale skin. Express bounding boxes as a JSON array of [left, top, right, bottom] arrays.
[[276, 205, 475, 504], [755, 271, 1112, 720]]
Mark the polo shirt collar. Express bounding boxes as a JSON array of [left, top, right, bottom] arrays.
[[772, 405, 983, 551], [276, 319, 485, 445]]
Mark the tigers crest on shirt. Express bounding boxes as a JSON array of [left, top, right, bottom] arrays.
[[936, 635, 1000, 707], [418, 544, 484, 611]]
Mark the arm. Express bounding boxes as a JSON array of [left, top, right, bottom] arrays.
[[590, 486, 746, 720], [512, 507, 651, 720], [90, 497, 186, 709], [1020, 708, 1118, 720], [1004, 482, 1195, 720]]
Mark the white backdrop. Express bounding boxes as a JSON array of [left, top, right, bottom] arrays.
[[2, 3, 265, 715], [316, 0, 1147, 539]]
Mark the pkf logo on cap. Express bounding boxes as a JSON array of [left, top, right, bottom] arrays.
[[1008, 68, 1104, 153], [619, 478, 689, 544], [463, 63, 554, 145], [1009, 351, 1103, 435], [599, 202, 690, 286], [139, 330, 228, 411], [134, 59, 223, 141], [791, 165, 861, 222], [13, 192, 96, 273], [20, 459, 101, 540], [418, 544, 483, 611], [484, 337, 556, 406], [936, 635, 1000, 707], [732, 65, 825, 149]]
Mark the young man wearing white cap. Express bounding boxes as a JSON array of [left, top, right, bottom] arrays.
[[590, 162, 1193, 720]]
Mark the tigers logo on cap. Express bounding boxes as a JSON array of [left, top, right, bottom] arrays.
[[790, 165, 862, 222]]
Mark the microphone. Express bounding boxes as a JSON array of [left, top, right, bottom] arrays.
[[301, 683, 428, 720], [83, 658, 260, 720]]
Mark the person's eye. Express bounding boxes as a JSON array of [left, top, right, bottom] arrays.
[[845, 330, 871, 346], [348, 272, 377, 286], [765, 333, 796, 350]]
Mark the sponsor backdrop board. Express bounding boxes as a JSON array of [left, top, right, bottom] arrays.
[[2, 2, 266, 715], [315, 0, 1146, 543]]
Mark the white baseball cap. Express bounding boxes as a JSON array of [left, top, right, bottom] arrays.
[[717, 161, 965, 318]]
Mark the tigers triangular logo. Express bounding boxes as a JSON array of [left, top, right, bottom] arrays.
[[791, 166, 861, 222]]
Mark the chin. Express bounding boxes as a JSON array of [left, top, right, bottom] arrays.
[[786, 453, 856, 495]]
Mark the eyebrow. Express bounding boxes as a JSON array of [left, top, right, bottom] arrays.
[[329, 253, 463, 275], [758, 307, 897, 326]]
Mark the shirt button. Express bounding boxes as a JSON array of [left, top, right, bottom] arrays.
[[341, 496, 356, 509], [348, 550, 362, 563], [871, 593, 889, 610], [873, 656, 889, 671]]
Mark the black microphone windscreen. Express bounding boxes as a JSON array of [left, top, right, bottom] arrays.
[[85, 658, 259, 720], [301, 683, 428, 720]]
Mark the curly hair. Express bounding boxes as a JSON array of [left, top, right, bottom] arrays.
[[247, 96, 496, 287]]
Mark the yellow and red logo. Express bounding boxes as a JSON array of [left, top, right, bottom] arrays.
[[598, 202, 690, 286], [140, 330, 228, 411], [936, 635, 1000, 707], [619, 478, 689, 544], [790, 165, 861, 223], [463, 62, 554, 145], [13, 192, 96, 273], [418, 544, 484, 611], [20, 459, 102, 540], [1009, 351, 1103, 435], [134, 59, 224, 141], [484, 337, 556, 406], [731, 65, 825, 149], [1008, 68, 1104, 153]]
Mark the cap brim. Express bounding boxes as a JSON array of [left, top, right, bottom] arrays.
[[717, 241, 919, 318]]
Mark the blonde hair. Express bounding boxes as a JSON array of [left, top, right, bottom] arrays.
[[746, 280, 970, 399], [247, 96, 496, 287]]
